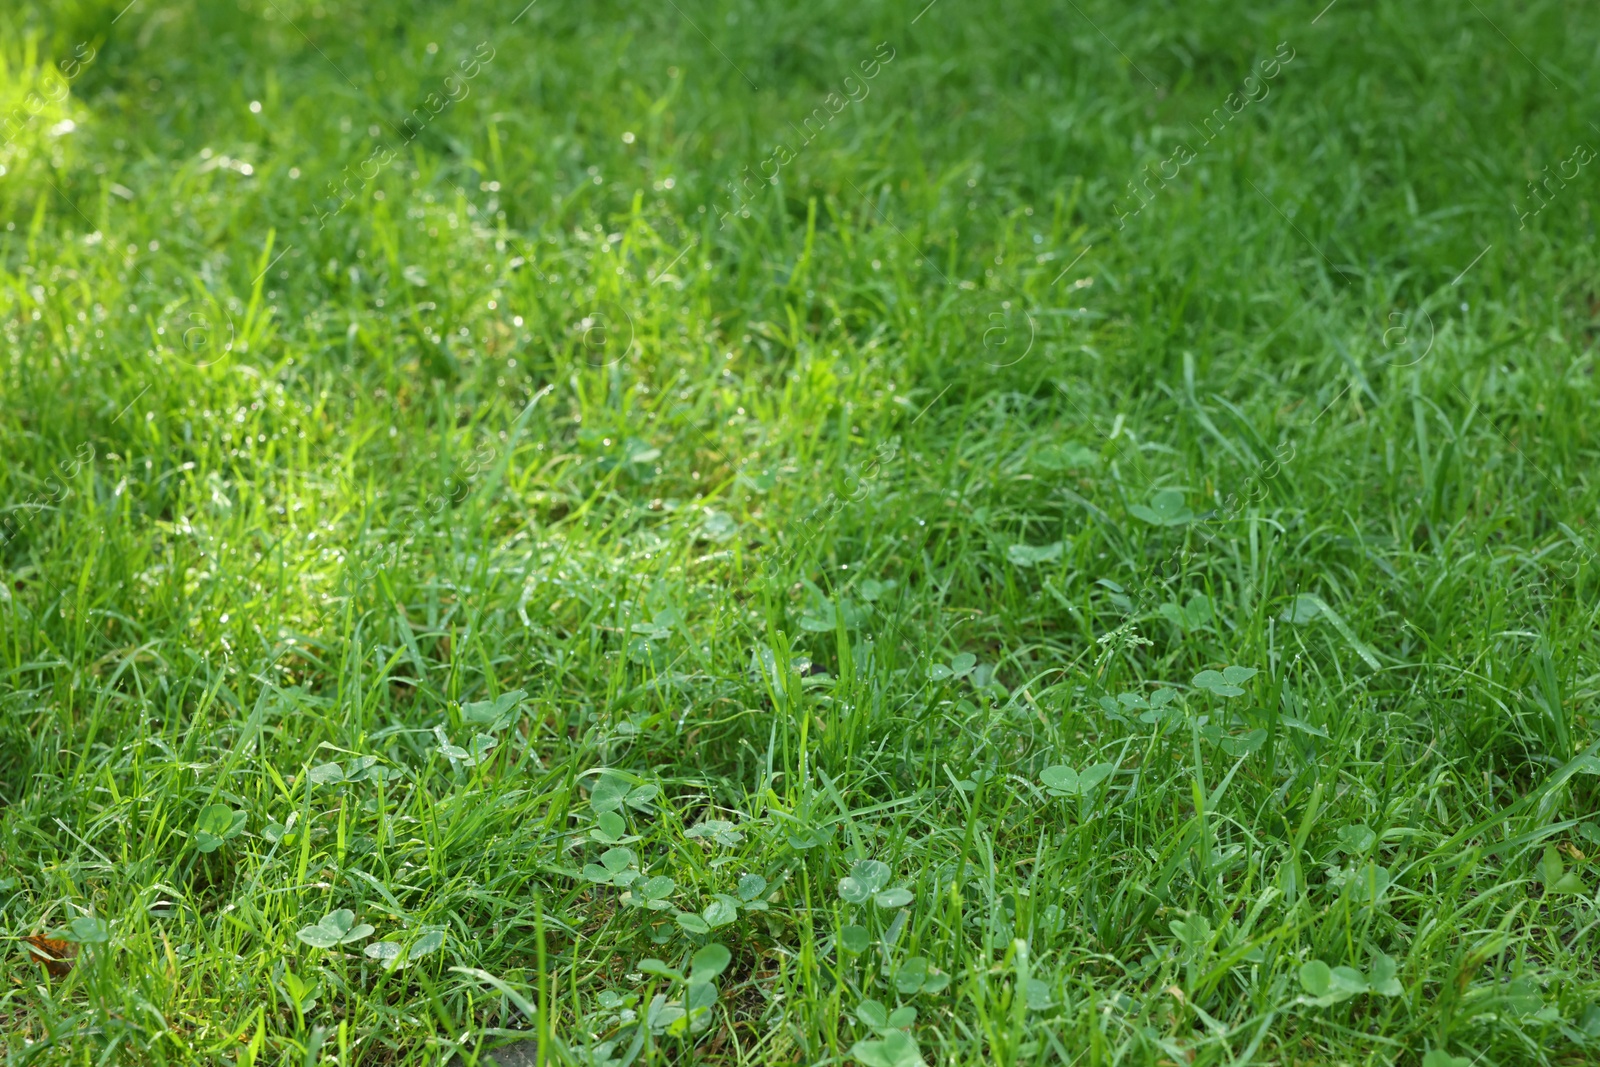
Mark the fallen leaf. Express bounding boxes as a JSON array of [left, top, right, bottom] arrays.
[[23, 935, 75, 976]]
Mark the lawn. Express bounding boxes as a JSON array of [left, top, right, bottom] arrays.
[[2, 0, 1600, 1063]]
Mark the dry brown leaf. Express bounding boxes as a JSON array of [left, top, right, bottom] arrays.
[[23, 935, 75, 977]]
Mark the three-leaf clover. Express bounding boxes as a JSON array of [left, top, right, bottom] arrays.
[[737, 874, 769, 912], [1337, 824, 1377, 854], [838, 860, 914, 910], [891, 956, 950, 995], [1158, 593, 1213, 630], [61, 916, 110, 944], [852, 999, 925, 1067], [1039, 762, 1115, 797], [1129, 488, 1194, 527], [589, 771, 660, 814], [1298, 953, 1402, 1005], [928, 652, 977, 683], [621, 875, 676, 911], [839, 924, 872, 953], [637, 942, 731, 1036], [856, 998, 917, 1033], [296, 908, 375, 949], [590, 810, 629, 844], [850, 1030, 927, 1067], [1168, 913, 1212, 949], [1539, 844, 1587, 894], [1100, 687, 1180, 725], [364, 929, 444, 971], [460, 689, 526, 733], [582, 846, 642, 888], [1191, 665, 1258, 698], [308, 756, 386, 786], [676, 895, 740, 933], [195, 804, 246, 853]]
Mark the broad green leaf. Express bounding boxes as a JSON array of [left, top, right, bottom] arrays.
[[308, 762, 346, 785], [195, 804, 246, 853], [462, 689, 526, 731], [1192, 669, 1245, 698], [1369, 953, 1402, 996], [874, 887, 914, 909], [675, 912, 711, 935], [690, 943, 731, 981], [1007, 542, 1063, 567], [638, 958, 683, 981], [855, 998, 889, 1029], [1129, 489, 1194, 527], [839, 925, 871, 953], [407, 930, 444, 960], [839, 860, 890, 903], [364, 941, 402, 966], [1338, 824, 1377, 853], [703, 897, 738, 928], [296, 909, 372, 948], [1218, 729, 1267, 756], [1329, 966, 1369, 996], [850, 1030, 927, 1067], [64, 916, 110, 944], [1039, 765, 1079, 796], [1076, 762, 1115, 790], [1299, 960, 1333, 997], [589, 772, 633, 813]]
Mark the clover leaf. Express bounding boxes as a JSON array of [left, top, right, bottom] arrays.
[[1129, 488, 1194, 527], [364, 929, 443, 971], [838, 860, 890, 904], [296, 908, 375, 949], [1540, 844, 1587, 894], [195, 804, 246, 853], [839, 925, 871, 953], [1191, 665, 1258, 698], [1039, 762, 1115, 797], [928, 653, 978, 682], [62, 916, 110, 944], [621, 875, 675, 911], [588, 771, 660, 814], [850, 1030, 927, 1067], [461, 689, 526, 732]]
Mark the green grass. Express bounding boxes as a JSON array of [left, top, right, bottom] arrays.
[[3, 0, 1600, 1063]]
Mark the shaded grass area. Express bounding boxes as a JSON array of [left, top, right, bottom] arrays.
[[2, 0, 1600, 1063]]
